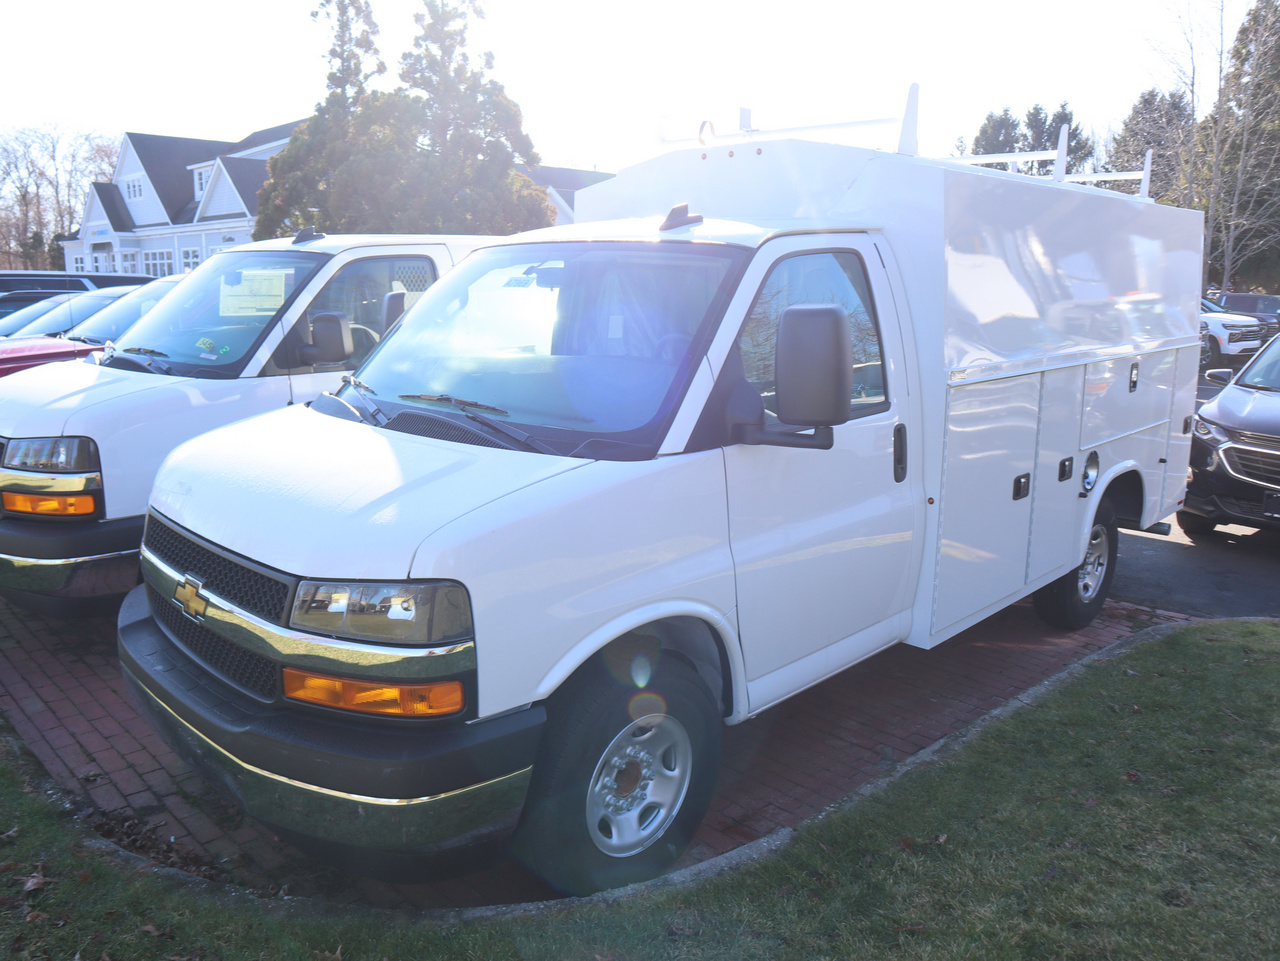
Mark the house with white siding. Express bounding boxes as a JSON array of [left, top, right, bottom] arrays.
[[62, 123, 611, 275], [62, 121, 303, 277]]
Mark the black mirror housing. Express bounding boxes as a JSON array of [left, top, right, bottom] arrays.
[[775, 304, 852, 427], [300, 311, 353, 366]]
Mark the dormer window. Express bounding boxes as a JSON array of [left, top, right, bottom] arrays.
[[124, 178, 144, 201], [195, 167, 211, 197]]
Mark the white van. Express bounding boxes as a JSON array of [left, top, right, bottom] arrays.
[[0, 232, 489, 615], [120, 141, 1202, 894]]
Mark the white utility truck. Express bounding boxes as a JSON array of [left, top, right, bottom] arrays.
[[119, 139, 1202, 895], [0, 232, 489, 615]]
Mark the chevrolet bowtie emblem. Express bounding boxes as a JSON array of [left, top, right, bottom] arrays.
[[173, 577, 209, 621]]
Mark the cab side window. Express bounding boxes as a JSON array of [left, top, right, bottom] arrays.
[[305, 256, 439, 368], [737, 251, 887, 422]]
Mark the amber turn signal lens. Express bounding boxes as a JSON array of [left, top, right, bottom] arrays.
[[2, 492, 96, 516], [282, 668, 464, 717]]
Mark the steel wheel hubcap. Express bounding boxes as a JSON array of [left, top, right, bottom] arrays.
[[586, 713, 692, 858], [1077, 522, 1109, 600]]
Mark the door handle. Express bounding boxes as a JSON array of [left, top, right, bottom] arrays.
[[893, 423, 907, 483]]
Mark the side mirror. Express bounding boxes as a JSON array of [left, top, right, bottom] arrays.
[[738, 305, 852, 451], [380, 291, 406, 333], [299, 311, 353, 366], [1205, 368, 1234, 386]]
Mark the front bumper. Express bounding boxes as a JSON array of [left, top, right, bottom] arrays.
[[118, 584, 545, 877], [0, 514, 144, 604], [1183, 435, 1280, 531]]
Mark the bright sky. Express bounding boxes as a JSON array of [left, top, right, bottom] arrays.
[[1, 0, 1254, 175]]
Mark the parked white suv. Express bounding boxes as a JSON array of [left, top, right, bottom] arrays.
[[1201, 297, 1264, 367]]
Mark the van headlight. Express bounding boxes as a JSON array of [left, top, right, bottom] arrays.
[[289, 580, 473, 646], [2, 437, 101, 473]]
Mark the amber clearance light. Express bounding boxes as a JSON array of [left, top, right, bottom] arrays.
[[283, 668, 464, 717], [2, 492, 96, 516]]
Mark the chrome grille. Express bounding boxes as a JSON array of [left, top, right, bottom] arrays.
[[143, 515, 292, 624], [1232, 430, 1280, 451], [147, 585, 279, 699], [1224, 445, 1280, 489]]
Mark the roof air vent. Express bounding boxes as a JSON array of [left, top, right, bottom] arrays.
[[660, 203, 704, 231]]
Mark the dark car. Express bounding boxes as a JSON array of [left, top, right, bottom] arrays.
[[1178, 337, 1280, 535], [0, 277, 181, 378], [1217, 292, 1280, 340], [0, 290, 71, 321], [0, 293, 82, 336], [6, 284, 144, 339], [0, 270, 155, 293]]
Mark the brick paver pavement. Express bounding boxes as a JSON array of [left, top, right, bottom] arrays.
[[0, 596, 1191, 909]]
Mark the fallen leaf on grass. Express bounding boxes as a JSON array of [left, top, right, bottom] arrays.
[[1126, 771, 1143, 782], [313, 948, 342, 961], [25, 911, 49, 922], [1, 826, 17, 841], [0, 861, 17, 873], [21, 867, 58, 892]]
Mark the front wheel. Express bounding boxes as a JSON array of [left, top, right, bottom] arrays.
[[1176, 510, 1217, 537], [513, 652, 721, 895], [1033, 499, 1118, 631]]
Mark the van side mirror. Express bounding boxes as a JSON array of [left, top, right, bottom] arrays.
[[737, 304, 852, 451], [381, 291, 406, 333], [299, 311, 353, 366]]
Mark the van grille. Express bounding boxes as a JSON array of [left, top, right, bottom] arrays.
[[143, 515, 292, 624], [147, 585, 280, 700], [1232, 430, 1280, 451], [1224, 446, 1280, 490]]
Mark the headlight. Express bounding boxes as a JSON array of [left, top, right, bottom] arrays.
[[2, 437, 101, 473], [290, 580, 473, 646], [1192, 417, 1231, 446]]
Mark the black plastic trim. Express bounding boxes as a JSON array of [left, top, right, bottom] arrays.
[[0, 513, 144, 559]]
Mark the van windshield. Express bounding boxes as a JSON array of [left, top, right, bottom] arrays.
[[104, 250, 328, 378], [352, 242, 748, 457]]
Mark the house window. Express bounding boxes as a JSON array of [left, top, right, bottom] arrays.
[[181, 248, 201, 273], [72, 256, 85, 273], [120, 252, 139, 274], [124, 178, 144, 201], [142, 250, 175, 277], [195, 168, 211, 196]]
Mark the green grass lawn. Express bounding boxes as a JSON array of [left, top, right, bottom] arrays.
[[4, 618, 1280, 960]]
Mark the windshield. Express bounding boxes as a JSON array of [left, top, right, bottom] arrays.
[[0, 294, 75, 336], [1201, 299, 1226, 313], [351, 241, 748, 457], [104, 249, 328, 377], [60, 277, 184, 345], [1238, 335, 1280, 390], [11, 286, 140, 338]]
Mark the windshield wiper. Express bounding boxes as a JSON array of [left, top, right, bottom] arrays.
[[1240, 381, 1280, 393], [120, 346, 174, 375], [340, 374, 388, 426], [399, 393, 509, 415], [402, 393, 556, 454]]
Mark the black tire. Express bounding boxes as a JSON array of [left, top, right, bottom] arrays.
[[1033, 499, 1118, 631], [1176, 510, 1217, 537], [1205, 336, 1222, 369], [512, 652, 721, 895]]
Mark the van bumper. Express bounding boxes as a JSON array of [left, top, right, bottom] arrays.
[[0, 515, 143, 610], [117, 585, 544, 880]]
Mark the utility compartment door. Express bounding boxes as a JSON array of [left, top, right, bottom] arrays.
[[932, 374, 1041, 634], [722, 237, 920, 698]]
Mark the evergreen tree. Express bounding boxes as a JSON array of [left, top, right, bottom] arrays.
[[255, 0, 552, 240], [1107, 88, 1195, 201], [973, 109, 1021, 157]]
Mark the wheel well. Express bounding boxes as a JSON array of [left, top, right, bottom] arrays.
[[1102, 469, 1144, 527], [580, 618, 732, 719]]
